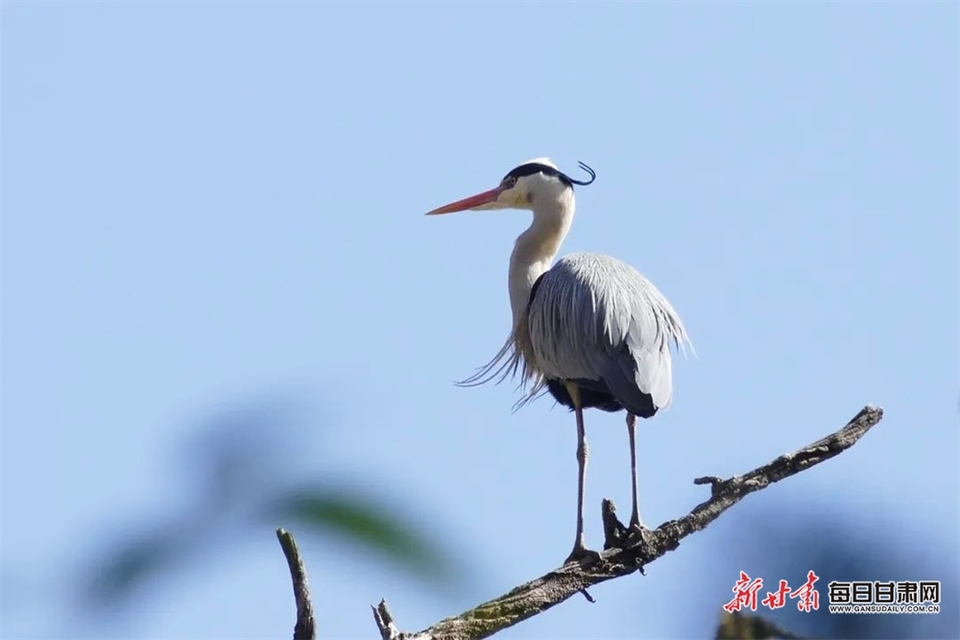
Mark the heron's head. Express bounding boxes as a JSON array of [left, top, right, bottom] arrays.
[[425, 158, 596, 215]]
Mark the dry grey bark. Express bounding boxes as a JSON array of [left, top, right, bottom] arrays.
[[369, 405, 884, 640], [276, 528, 316, 640]]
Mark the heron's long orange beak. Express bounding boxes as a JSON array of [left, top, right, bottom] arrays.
[[425, 187, 502, 215]]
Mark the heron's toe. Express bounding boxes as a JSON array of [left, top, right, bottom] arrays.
[[626, 523, 654, 548], [564, 544, 603, 566]]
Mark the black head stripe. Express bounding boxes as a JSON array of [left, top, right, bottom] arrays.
[[503, 161, 596, 188]]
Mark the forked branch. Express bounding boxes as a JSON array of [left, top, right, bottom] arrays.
[[370, 405, 884, 640]]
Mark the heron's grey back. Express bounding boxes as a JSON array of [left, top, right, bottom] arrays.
[[526, 252, 691, 412]]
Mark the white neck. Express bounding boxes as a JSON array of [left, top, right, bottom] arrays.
[[508, 189, 575, 328]]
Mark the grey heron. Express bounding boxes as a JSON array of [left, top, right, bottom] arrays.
[[426, 158, 692, 563]]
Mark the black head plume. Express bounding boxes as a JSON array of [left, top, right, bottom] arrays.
[[502, 160, 597, 189], [563, 161, 596, 186]]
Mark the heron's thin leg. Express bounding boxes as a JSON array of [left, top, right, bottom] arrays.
[[564, 383, 599, 564], [626, 412, 642, 529], [573, 402, 588, 553]]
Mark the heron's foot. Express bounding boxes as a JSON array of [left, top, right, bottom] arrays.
[[564, 542, 602, 565], [626, 521, 654, 548]]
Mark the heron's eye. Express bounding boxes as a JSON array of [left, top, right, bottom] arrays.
[[503, 176, 518, 188]]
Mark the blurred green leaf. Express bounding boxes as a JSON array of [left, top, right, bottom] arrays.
[[71, 392, 468, 627], [267, 488, 457, 585], [80, 526, 192, 610]]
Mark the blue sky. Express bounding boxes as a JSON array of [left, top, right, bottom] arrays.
[[3, 2, 957, 639]]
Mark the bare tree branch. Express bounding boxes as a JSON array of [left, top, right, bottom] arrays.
[[373, 600, 404, 640], [371, 404, 884, 640], [276, 528, 316, 640]]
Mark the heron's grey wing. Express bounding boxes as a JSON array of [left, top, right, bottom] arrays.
[[606, 305, 675, 415], [528, 253, 691, 413]]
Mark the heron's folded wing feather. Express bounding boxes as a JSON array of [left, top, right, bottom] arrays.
[[529, 253, 691, 411]]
